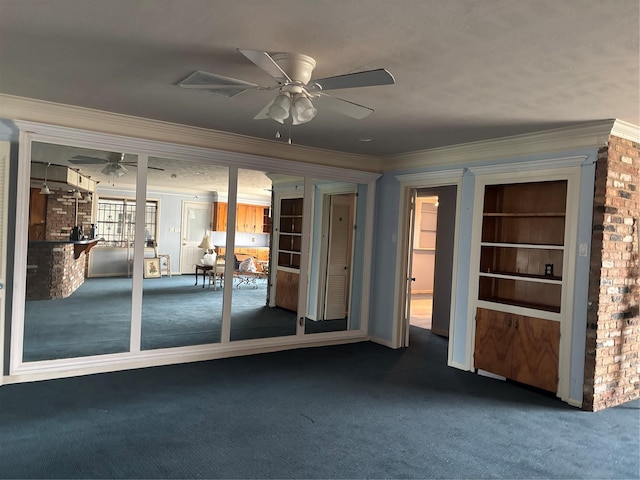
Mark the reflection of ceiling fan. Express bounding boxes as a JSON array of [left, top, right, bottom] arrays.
[[68, 153, 165, 177], [178, 49, 395, 126]]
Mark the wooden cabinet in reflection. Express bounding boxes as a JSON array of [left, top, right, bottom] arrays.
[[275, 270, 299, 312], [212, 202, 266, 233], [29, 188, 47, 240]]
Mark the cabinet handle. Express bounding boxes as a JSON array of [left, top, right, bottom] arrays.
[[514, 319, 519, 330], [507, 318, 512, 328]]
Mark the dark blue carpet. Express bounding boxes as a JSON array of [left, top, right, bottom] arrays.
[[0, 327, 638, 479]]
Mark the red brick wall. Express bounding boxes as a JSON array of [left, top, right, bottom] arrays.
[[26, 243, 86, 300], [585, 135, 640, 411], [45, 190, 93, 241]]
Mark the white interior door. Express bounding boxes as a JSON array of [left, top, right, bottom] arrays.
[[404, 189, 418, 347], [323, 194, 355, 320], [180, 201, 211, 274]]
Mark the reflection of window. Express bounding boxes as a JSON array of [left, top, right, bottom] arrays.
[[96, 198, 158, 247]]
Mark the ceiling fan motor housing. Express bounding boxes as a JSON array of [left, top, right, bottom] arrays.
[[271, 53, 316, 85]]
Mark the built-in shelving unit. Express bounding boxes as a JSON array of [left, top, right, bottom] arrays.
[[275, 197, 303, 311], [474, 179, 568, 393], [277, 198, 303, 269], [478, 180, 567, 314]]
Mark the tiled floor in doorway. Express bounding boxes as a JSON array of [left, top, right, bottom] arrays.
[[410, 293, 433, 330]]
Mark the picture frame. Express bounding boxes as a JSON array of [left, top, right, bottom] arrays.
[[144, 258, 161, 278]]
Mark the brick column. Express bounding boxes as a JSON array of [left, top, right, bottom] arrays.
[[585, 135, 640, 411]]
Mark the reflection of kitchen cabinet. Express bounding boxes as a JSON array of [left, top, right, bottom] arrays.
[[275, 197, 303, 311], [212, 202, 228, 231], [216, 247, 269, 261], [236, 204, 264, 233], [474, 308, 560, 392], [212, 202, 265, 232], [28, 188, 47, 240], [275, 270, 299, 311]]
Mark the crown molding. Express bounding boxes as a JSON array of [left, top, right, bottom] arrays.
[[611, 119, 640, 144], [0, 94, 379, 172], [14, 120, 381, 185], [381, 120, 621, 172]]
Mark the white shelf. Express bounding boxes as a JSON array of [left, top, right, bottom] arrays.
[[481, 242, 564, 250], [479, 271, 562, 284]]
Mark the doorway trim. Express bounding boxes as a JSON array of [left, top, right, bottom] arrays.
[[394, 169, 464, 367]]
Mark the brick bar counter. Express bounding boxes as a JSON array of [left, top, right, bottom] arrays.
[[26, 240, 100, 300]]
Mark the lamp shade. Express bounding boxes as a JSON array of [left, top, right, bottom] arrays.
[[198, 235, 213, 251], [72, 190, 82, 199], [40, 184, 51, 195], [267, 92, 291, 124], [291, 94, 317, 125]]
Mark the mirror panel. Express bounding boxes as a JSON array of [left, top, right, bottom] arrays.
[[229, 168, 296, 341], [23, 142, 134, 361], [305, 180, 367, 334], [140, 158, 228, 349]]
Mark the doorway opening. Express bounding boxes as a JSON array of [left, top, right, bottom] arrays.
[[405, 185, 457, 345], [409, 195, 438, 331]]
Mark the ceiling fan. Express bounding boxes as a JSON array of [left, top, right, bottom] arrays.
[[178, 49, 395, 126], [68, 153, 165, 178]]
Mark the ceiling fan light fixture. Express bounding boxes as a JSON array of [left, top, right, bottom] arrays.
[[291, 94, 317, 125], [101, 163, 127, 177], [267, 92, 291, 124]]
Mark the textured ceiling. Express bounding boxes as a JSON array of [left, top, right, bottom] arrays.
[[30, 142, 275, 200], [1, 0, 639, 158]]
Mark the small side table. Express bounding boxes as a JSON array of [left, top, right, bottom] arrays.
[[194, 264, 213, 288], [157, 253, 171, 277]]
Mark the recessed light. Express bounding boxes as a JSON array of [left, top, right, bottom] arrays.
[[358, 137, 373, 142]]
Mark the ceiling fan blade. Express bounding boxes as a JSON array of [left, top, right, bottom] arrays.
[[121, 163, 165, 172], [238, 49, 292, 83], [178, 71, 261, 97], [314, 94, 374, 119], [68, 155, 107, 164], [311, 68, 395, 91]]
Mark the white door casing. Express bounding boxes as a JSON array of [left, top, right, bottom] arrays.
[[0, 142, 11, 385]]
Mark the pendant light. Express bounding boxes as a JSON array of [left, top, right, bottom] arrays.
[[40, 162, 51, 195]]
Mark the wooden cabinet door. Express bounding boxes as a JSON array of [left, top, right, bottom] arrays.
[[251, 206, 263, 233], [474, 308, 514, 379], [236, 204, 248, 232], [213, 202, 227, 231], [275, 270, 299, 311], [512, 315, 560, 392], [29, 188, 47, 240]]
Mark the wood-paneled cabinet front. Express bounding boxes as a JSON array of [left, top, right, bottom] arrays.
[[275, 270, 299, 312], [212, 202, 228, 231], [29, 188, 47, 240], [474, 307, 560, 392], [212, 202, 265, 232]]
